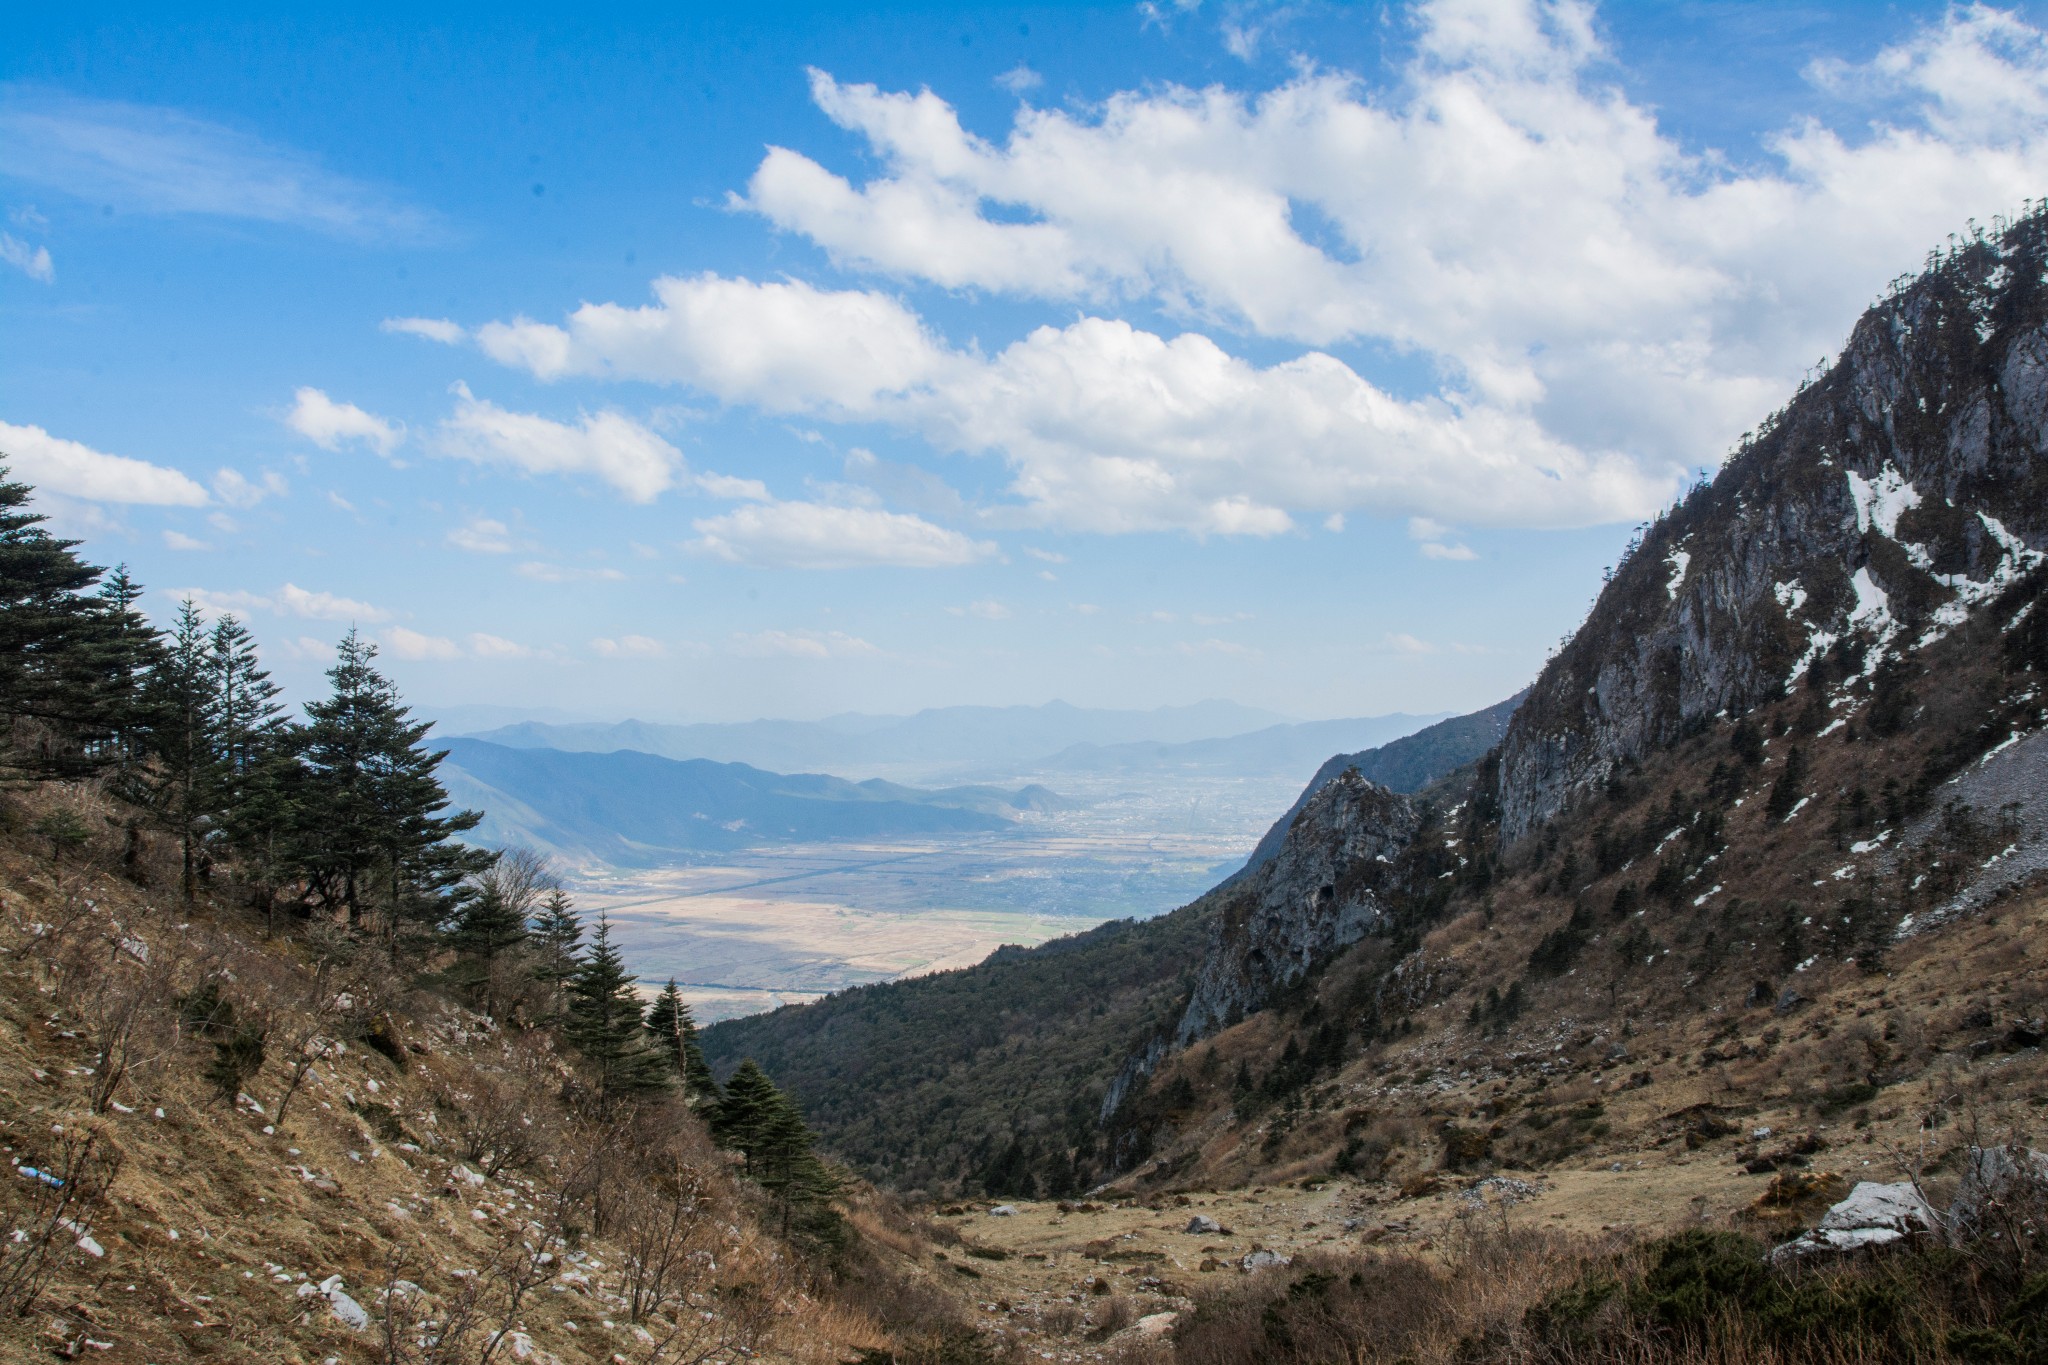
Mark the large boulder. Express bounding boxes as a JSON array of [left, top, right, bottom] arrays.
[[1769, 1181, 1934, 1261]]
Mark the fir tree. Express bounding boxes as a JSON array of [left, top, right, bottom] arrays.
[[564, 914, 670, 1105], [446, 849, 547, 1017], [143, 599, 225, 902], [710, 1059, 782, 1171], [644, 979, 718, 1103], [292, 630, 492, 939], [529, 888, 583, 1016], [0, 471, 160, 777], [753, 1090, 837, 1237], [208, 614, 296, 924]]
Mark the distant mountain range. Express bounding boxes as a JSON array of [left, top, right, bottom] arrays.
[[455, 700, 1441, 783], [1031, 713, 1446, 780], [439, 739, 1069, 865]]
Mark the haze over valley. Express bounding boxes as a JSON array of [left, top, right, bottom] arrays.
[[438, 700, 1448, 1018]]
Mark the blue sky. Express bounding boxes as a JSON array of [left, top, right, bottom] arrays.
[[5, 0, 2048, 725]]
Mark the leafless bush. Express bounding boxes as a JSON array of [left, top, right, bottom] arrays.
[[1089, 1294, 1135, 1338], [0, 1130, 121, 1317]]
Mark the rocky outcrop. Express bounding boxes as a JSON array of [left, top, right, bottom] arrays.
[[1233, 692, 1523, 883], [1174, 770, 1415, 1048], [1496, 222, 2048, 843]]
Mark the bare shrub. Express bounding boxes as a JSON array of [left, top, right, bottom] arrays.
[[0, 1130, 121, 1317]]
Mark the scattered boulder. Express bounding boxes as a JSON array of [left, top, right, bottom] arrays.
[[988, 1204, 1018, 1217], [319, 1274, 370, 1331], [1774, 989, 1807, 1016], [1135, 1311, 1179, 1337], [1770, 1181, 1933, 1261], [1184, 1214, 1222, 1235], [1240, 1249, 1290, 1272]]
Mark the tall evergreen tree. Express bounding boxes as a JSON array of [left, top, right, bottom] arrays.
[[644, 979, 718, 1103], [446, 848, 547, 1016], [564, 914, 670, 1105], [292, 630, 492, 939], [710, 1059, 782, 1173], [529, 888, 583, 1016], [143, 599, 224, 902], [0, 470, 160, 777], [208, 614, 296, 923]]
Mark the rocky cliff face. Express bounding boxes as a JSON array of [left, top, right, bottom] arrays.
[[1174, 770, 1415, 1046], [1141, 214, 2048, 1078], [1495, 222, 2048, 843]]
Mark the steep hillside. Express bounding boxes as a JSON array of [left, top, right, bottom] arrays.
[[701, 900, 1216, 1197], [441, 739, 1053, 865], [0, 787, 909, 1365], [1088, 212, 2048, 1196]]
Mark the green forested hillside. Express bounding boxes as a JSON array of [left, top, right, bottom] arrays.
[[699, 894, 1218, 1196]]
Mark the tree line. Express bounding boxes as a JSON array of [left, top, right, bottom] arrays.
[[0, 464, 835, 1238]]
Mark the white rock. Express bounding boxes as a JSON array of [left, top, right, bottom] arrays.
[[1135, 1311, 1179, 1337], [1818, 1182, 1932, 1235], [1240, 1249, 1290, 1272], [1771, 1181, 1934, 1261], [988, 1204, 1018, 1217], [1185, 1215, 1222, 1234], [327, 1287, 369, 1331]]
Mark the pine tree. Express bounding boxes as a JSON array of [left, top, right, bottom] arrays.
[[0, 471, 160, 777], [292, 630, 492, 939], [529, 889, 583, 1016], [753, 1089, 837, 1236], [564, 914, 670, 1105], [644, 979, 718, 1103], [208, 615, 296, 924], [143, 599, 225, 902], [710, 1059, 783, 1171], [446, 849, 547, 1016]]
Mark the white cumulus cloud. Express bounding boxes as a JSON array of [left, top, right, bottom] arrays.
[[437, 383, 680, 502], [688, 499, 997, 569], [277, 582, 387, 622], [0, 419, 208, 505], [285, 387, 403, 456], [384, 626, 462, 661], [475, 273, 946, 414]]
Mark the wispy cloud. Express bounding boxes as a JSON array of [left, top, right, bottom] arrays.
[[730, 629, 880, 659], [381, 316, 465, 344], [516, 561, 625, 584], [590, 634, 666, 659], [0, 231, 52, 282], [447, 516, 514, 554], [211, 468, 287, 508], [0, 86, 437, 240]]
